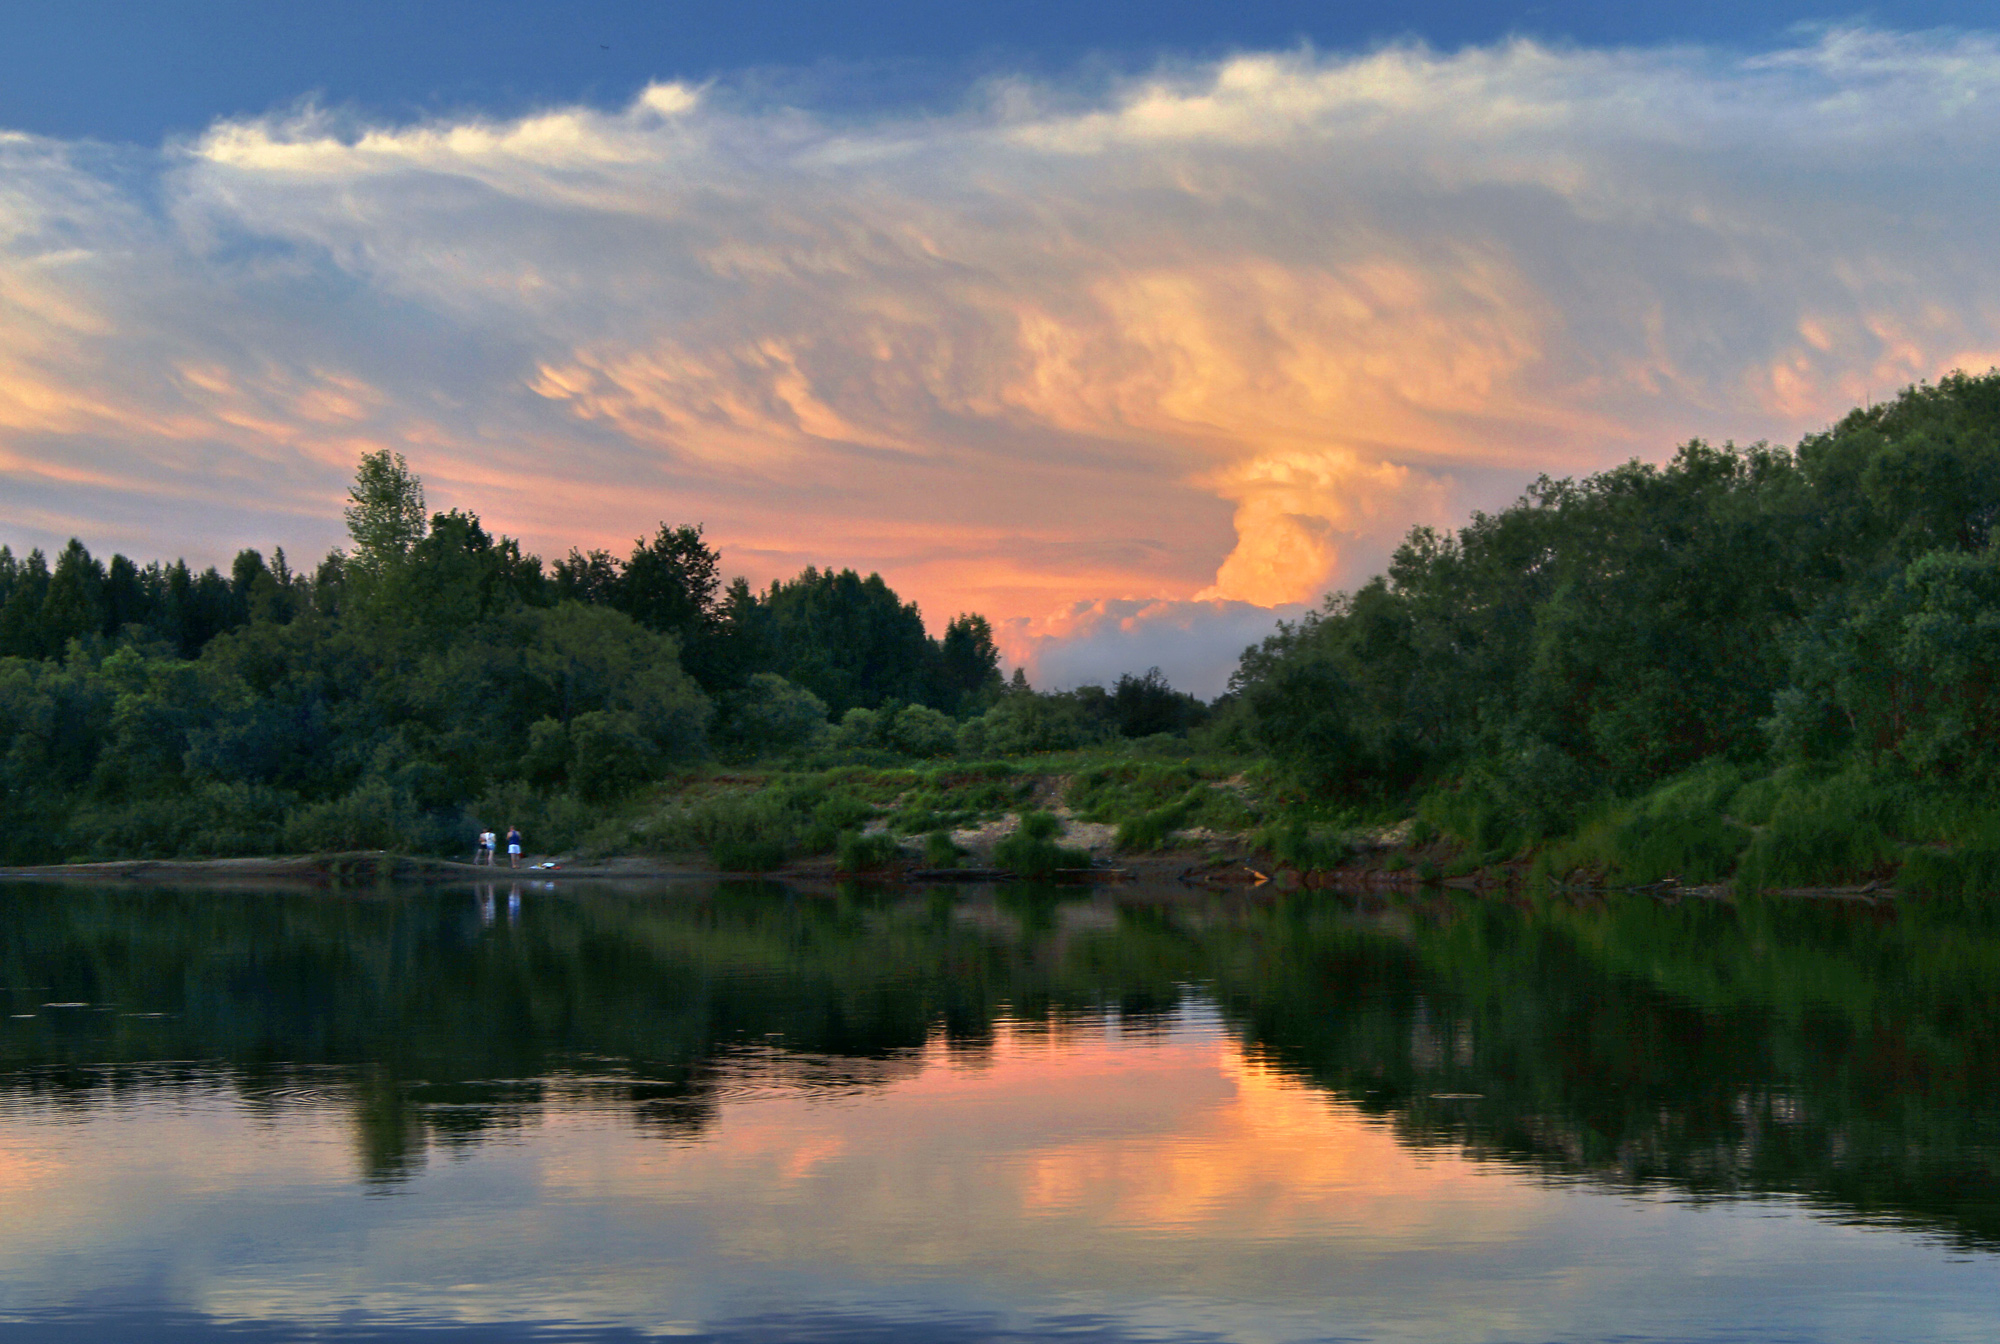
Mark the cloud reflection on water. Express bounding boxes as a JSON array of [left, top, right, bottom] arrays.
[[1, 1006, 1993, 1342]]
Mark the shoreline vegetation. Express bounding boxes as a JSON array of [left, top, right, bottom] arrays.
[[9, 373, 2000, 899]]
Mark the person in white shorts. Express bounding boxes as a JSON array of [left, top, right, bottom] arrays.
[[507, 826, 523, 869], [477, 828, 496, 865]]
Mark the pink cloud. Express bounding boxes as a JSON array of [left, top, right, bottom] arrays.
[[5, 30, 2000, 684]]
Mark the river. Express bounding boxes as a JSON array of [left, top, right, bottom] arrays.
[[0, 878, 1995, 1341]]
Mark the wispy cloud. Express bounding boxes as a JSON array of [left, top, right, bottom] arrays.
[[5, 29, 2000, 689]]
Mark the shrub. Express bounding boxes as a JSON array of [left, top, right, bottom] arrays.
[[922, 829, 963, 868], [963, 692, 1109, 756], [887, 704, 959, 758], [1069, 764, 1253, 845], [568, 709, 660, 801], [1896, 805, 2000, 897], [69, 782, 290, 860], [993, 811, 1092, 877], [282, 780, 426, 854], [829, 708, 886, 752], [1067, 763, 1201, 820], [1900, 843, 2000, 897], [639, 789, 803, 870], [808, 790, 877, 847], [712, 836, 789, 873], [1418, 785, 1530, 861], [1016, 811, 1061, 841], [1539, 760, 1754, 885], [1605, 811, 1751, 884], [890, 808, 951, 835], [717, 674, 829, 760], [885, 769, 1028, 833], [1253, 819, 1351, 870], [835, 830, 902, 872], [1115, 797, 1194, 852], [1734, 770, 1904, 889]]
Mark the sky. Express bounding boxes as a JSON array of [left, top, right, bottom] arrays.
[[5, 4, 2000, 694]]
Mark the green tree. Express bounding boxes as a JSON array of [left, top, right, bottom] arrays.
[[763, 566, 938, 717], [343, 450, 429, 575], [552, 547, 621, 605], [390, 510, 546, 630], [0, 548, 50, 658], [715, 672, 828, 760], [616, 523, 720, 639], [42, 539, 107, 648], [1110, 667, 1207, 738], [937, 613, 1003, 714], [104, 553, 151, 631]]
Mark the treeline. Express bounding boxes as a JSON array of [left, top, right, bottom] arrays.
[[1227, 371, 2000, 884], [0, 455, 1003, 719], [20, 370, 2000, 875], [0, 452, 1209, 863]]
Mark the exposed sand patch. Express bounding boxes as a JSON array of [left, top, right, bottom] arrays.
[[948, 812, 1120, 861]]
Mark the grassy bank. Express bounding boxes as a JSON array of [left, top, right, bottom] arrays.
[[618, 740, 2000, 897], [19, 746, 2000, 898], [610, 747, 1263, 875], [1386, 758, 2000, 896], [287, 737, 2000, 896]]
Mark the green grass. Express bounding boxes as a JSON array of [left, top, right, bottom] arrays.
[[634, 750, 1259, 874], [1734, 770, 1905, 890], [1068, 761, 1257, 853], [1249, 818, 1357, 870], [1417, 786, 1531, 863], [1537, 760, 1753, 885]]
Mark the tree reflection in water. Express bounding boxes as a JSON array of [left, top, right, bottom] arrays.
[[1, 879, 1995, 1246]]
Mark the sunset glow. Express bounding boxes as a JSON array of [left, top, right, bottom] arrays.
[[7, 28, 2000, 687]]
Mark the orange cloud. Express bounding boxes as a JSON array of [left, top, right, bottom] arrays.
[[7, 31, 2000, 686]]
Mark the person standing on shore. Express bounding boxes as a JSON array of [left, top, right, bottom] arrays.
[[477, 827, 496, 866], [507, 825, 523, 869]]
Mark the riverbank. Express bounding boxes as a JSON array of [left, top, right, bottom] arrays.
[[0, 747, 1957, 903], [0, 841, 1899, 902], [0, 851, 714, 887]]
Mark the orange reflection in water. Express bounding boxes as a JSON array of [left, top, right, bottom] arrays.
[[538, 1014, 1536, 1297], [0, 1011, 1991, 1341]]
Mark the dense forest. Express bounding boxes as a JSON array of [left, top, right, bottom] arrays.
[[6, 372, 2000, 883], [1230, 370, 2000, 891], [0, 450, 1201, 863]]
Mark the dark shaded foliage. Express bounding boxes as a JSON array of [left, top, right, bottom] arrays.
[[0, 454, 1015, 858], [1232, 372, 2000, 830]]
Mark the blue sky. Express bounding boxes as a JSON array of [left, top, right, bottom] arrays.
[[5, 4, 2000, 691], [2, 1, 1984, 142]]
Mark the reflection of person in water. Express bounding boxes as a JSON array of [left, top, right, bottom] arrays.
[[507, 825, 523, 868], [478, 884, 496, 925], [508, 884, 522, 923]]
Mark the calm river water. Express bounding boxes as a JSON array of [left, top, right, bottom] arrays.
[[0, 879, 1996, 1342]]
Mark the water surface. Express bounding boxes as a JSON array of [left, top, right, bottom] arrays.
[[1, 880, 1996, 1341]]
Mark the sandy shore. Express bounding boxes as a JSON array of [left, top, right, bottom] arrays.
[[0, 847, 1890, 901], [0, 847, 1255, 890], [0, 852, 716, 887]]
